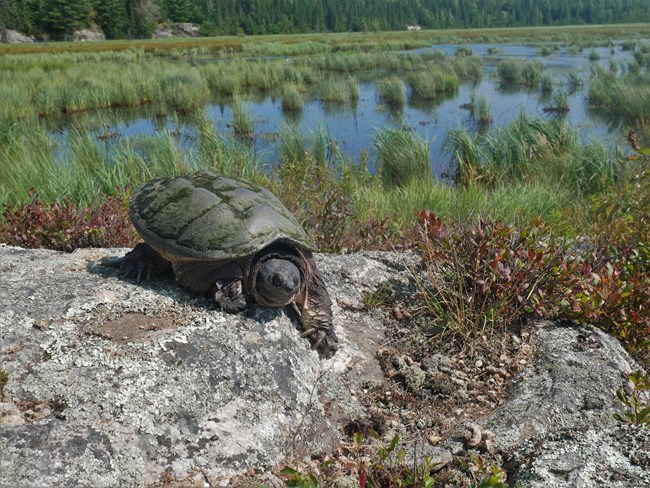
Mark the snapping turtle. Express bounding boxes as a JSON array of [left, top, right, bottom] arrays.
[[120, 171, 337, 358]]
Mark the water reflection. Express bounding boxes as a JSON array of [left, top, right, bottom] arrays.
[[47, 40, 641, 175]]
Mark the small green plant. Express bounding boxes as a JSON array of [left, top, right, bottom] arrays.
[[279, 467, 318, 488], [614, 370, 650, 425], [566, 72, 584, 92], [467, 456, 509, 488], [538, 46, 553, 56], [346, 432, 439, 488], [543, 90, 570, 114], [539, 73, 554, 95], [469, 92, 492, 127], [0, 368, 8, 397], [362, 282, 395, 309]]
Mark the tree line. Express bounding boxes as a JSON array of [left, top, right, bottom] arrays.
[[1, 0, 649, 40]]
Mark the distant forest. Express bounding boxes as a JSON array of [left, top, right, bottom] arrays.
[[2, 0, 650, 40]]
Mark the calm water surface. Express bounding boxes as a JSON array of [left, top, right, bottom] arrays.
[[53, 41, 641, 176]]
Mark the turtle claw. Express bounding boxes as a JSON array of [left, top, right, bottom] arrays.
[[120, 243, 172, 282], [307, 328, 338, 359], [214, 279, 248, 312], [300, 327, 318, 338]]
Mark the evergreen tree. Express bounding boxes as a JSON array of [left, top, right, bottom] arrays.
[[94, 0, 128, 38], [5, 0, 650, 41], [41, 0, 91, 39]]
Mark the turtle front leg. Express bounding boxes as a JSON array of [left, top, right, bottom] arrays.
[[213, 278, 249, 312], [120, 243, 172, 281], [298, 266, 338, 359]]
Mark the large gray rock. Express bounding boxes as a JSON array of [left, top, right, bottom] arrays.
[[487, 321, 649, 487], [72, 28, 106, 42], [1, 245, 647, 487], [0, 28, 34, 44], [154, 22, 201, 39], [0, 245, 412, 486]]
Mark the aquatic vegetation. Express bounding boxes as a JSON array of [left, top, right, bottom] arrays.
[[540, 74, 554, 95], [231, 96, 254, 137], [588, 71, 650, 123], [319, 76, 358, 103], [566, 72, 584, 91], [497, 59, 544, 87], [374, 127, 431, 188], [281, 83, 304, 113], [543, 90, 570, 114], [407, 66, 460, 100], [377, 77, 405, 108]]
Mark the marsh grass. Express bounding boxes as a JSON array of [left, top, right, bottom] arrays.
[[469, 93, 492, 127], [544, 90, 570, 114], [588, 72, 650, 123], [374, 127, 431, 188], [566, 72, 584, 91], [281, 83, 304, 113], [231, 96, 254, 137], [448, 115, 579, 186], [354, 179, 573, 228], [407, 66, 460, 100], [496, 59, 543, 87], [377, 77, 405, 108], [319, 76, 359, 103], [540, 74, 554, 95]]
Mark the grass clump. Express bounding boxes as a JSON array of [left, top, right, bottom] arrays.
[[407, 66, 460, 100], [448, 115, 579, 186], [374, 127, 431, 188], [540, 73, 554, 95], [543, 90, 570, 114], [231, 96, 254, 137], [588, 71, 650, 124], [377, 77, 405, 108], [319, 76, 359, 104], [468, 92, 492, 127], [281, 83, 304, 113], [496, 59, 543, 88]]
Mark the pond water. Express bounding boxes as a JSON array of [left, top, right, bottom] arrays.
[[52, 41, 640, 176]]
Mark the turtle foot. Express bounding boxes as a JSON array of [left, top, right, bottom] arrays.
[[214, 279, 248, 312], [302, 327, 338, 359], [120, 243, 172, 282]]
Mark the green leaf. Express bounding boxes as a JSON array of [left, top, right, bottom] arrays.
[[354, 431, 363, 447], [637, 407, 650, 423], [388, 433, 400, 452], [280, 467, 300, 479]]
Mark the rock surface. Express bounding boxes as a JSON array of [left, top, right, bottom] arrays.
[[0, 245, 413, 486], [487, 321, 649, 487], [0, 28, 34, 44], [72, 28, 106, 42], [0, 245, 647, 487], [154, 22, 201, 38]]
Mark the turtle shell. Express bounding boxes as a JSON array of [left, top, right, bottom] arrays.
[[129, 171, 316, 262]]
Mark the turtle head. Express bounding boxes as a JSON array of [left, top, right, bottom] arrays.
[[255, 258, 301, 306]]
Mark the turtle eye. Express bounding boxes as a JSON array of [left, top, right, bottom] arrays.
[[272, 274, 283, 287]]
